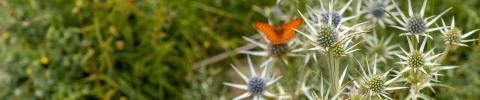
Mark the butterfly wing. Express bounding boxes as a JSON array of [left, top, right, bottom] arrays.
[[280, 18, 304, 42], [253, 22, 282, 44]]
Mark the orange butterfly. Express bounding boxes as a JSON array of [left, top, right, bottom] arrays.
[[253, 18, 304, 44]]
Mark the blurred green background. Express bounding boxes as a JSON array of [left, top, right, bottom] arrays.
[[0, 0, 480, 99]]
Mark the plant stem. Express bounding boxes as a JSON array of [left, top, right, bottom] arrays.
[[413, 83, 419, 100], [439, 45, 451, 63], [278, 57, 296, 100], [410, 35, 420, 100], [334, 56, 340, 94], [411, 36, 419, 49], [327, 50, 339, 94]]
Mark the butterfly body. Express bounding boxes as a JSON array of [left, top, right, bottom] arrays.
[[253, 18, 303, 44]]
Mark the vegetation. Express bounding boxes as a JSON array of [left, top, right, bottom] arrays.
[[0, 0, 480, 99]]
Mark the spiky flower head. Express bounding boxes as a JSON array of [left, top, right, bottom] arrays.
[[298, 2, 366, 55], [224, 55, 281, 100], [406, 16, 427, 35], [396, 37, 441, 74], [439, 17, 479, 46], [365, 32, 399, 63], [320, 12, 342, 27], [241, 36, 303, 67], [247, 77, 267, 95], [363, 75, 386, 93], [396, 63, 457, 100], [331, 39, 360, 57], [360, 0, 397, 28], [316, 25, 338, 48], [391, 0, 451, 38], [306, 0, 355, 27], [353, 57, 407, 100]]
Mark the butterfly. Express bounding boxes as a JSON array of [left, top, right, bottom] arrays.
[[253, 18, 304, 44]]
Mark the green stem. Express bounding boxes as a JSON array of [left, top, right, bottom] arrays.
[[411, 36, 419, 50], [334, 56, 340, 94], [414, 83, 419, 100], [327, 50, 339, 95], [439, 45, 451, 63], [278, 57, 296, 100]]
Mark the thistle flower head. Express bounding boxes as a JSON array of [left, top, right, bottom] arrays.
[[353, 57, 407, 99], [363, 75, 386, 93], [241, 36, 303, 67], [439, 17, 479, 46], [306, 0, 355, 27], [247, 76, 267, 95], [391, 0, 451, 38], [398, 64, 457, 100], [396, 64, 457, 100], [408, 50, 425, 69], [361, 0, 397, 28], [316, 25, 338, 48], [298, 4, 366, 55], [331, 43, 345, 57], [396, 37, 441, 74], [365, 32, 399, 63], [407, 16, 427, 34], [369, 2, 386, 18], [321, 12, 342, 27], [224, 55, 281, 100], [330, 39, 360, 57], [445, 28, 462, 43]]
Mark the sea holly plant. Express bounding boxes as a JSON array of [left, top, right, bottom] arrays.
[[223, 0, 478, 99], [352, 57, 407, 100], [390, 0, 451, 39], [223, 55, 282, 100], [359, 0, 398, 28]]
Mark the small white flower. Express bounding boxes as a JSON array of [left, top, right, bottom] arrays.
[[439, 17, 479, 46], [224, 55, 282, 100], [391, 0, 451, 39]]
